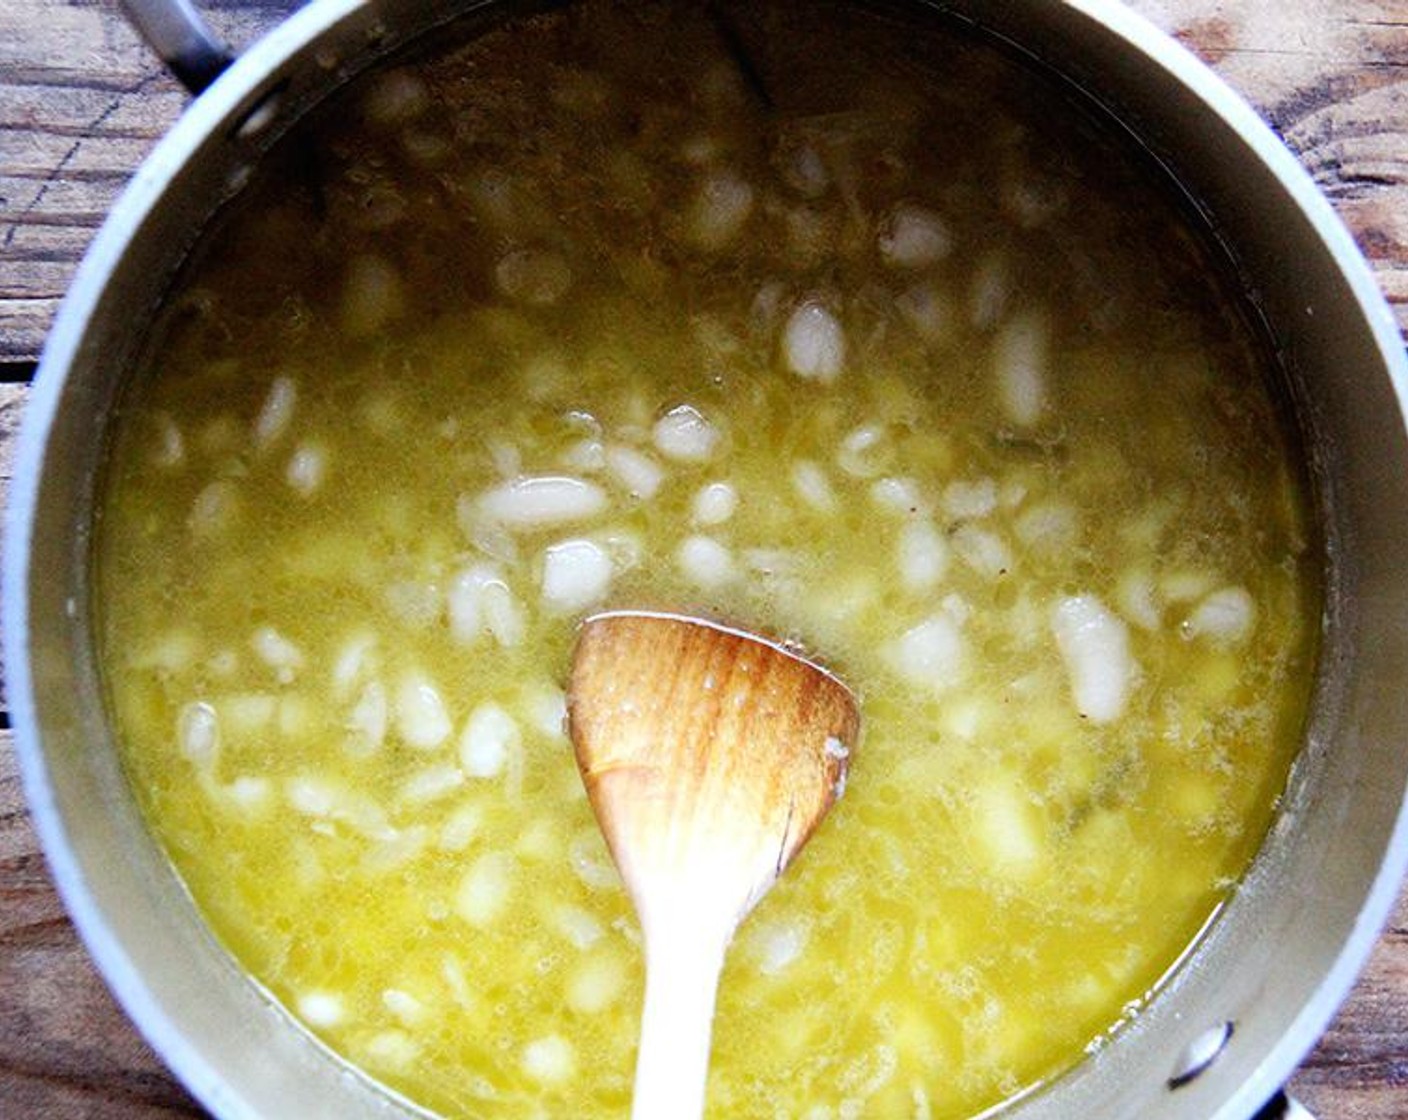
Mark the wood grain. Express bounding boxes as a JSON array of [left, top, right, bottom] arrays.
[[568, 613, 859, 1120], [1148, 0, 1408, 324], [0, 1, 1405, 1118], [0, 729, 204, 1116]]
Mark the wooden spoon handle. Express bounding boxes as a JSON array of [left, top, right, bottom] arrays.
[[568, 612, 860, 1120], [633, 920, 730, 1120]]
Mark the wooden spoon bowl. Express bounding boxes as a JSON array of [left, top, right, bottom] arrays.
[[568, 610, 860, 1120]]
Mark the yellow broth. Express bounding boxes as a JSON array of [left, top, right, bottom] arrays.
[[97, 2, 1317, 1116]]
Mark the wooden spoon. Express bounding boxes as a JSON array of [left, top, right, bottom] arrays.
[[567, 610, 860, 1120]]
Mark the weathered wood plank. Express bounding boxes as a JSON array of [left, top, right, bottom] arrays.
[[1129, 0, 1408, 339], [1294, 902, 1408, 1115], [0, 729, 205, 1117]]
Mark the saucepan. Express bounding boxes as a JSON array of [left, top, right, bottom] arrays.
[[5, 1, 1407, 1117]]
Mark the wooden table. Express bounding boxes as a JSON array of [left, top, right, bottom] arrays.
[[2, 1, 1406, 1116]]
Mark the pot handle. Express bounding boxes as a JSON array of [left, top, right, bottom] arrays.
[[119, 0, 236, 95], [1258, 1091, 1315, 1120]]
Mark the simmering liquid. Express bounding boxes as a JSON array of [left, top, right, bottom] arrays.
[[97, 2, 1317, 1116]]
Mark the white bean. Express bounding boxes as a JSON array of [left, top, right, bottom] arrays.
[[777, 140, 830, 198], [394, 670, 452, 750], [886, 614, 966, 693], [541, 538, 613, 613], [970, 252, 1009, 330], [791, 459, 837, 513], [331, 633, 377, 702], [287, 775, 338, 817], [251, 626, 304, 684], [782, 298, 845, 382], [438, 803, 484, 852], [1116, 568, 1162, 631], [382, 988, 428, 1028], [677, 535, 735, 589], [459, 702, 521, 779], [345, 679, 388, 757], [837, 423, 890, 479], [878, 203, 951, 268], [448, 564, 525, 649], [286, 442, 326, 496], [995, 308, 1049, 427], [252, 377, 297, 450], [1162, 569, 1215, 603], [1015, 502, 1079, 556], [870, 476, 928, 516], [399, 763, 464, 806], [896, 520, 948, 593], [287, 777, 393, 840], [570, 829, 622, 891], [604, 444, 665, 499], [942, 478, 998, 521], [565, 955, 627, 1014], [562, 437, 607, 473], [225, 776, 271, 812], [972, 781, 1042, 871], [189, 480, 239, 537], [1051, 595, 1135, 723], [653, 405, 721, 463], [522, 683, 568, 742], [1003, 173, 1067, 228], [477, 475, 607, 529], [361, 826, 430, 876], [136, 629, 198, 674], [178, 701, 220, 768], [686, 169, 755, 251], [953, 524, 1012, 579], [481, 580, 526, 648], [342, 254, 404, 337], [150, 412, 185, 468], [751, 920, 808, 976], [691, 481, 738, 526], [455, 851, 513, 927], [485, 436, 522, 479], [549, 904, 605, 950], [1183, 586, 1256, 645], [522, 1035, 576, 1084], [297, 991, 345, 1028]]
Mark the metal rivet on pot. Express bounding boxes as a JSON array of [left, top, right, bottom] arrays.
[[232, 84, 285, 141], [1168, 1020, 1234, 1089]]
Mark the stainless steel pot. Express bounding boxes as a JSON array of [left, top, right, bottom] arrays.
[[5, 2, 1407, 1118]]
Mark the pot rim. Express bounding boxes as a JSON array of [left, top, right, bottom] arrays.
[[5, 2, 1407, 1118]]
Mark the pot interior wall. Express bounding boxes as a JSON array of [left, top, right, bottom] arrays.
[[951, 4, 1408, 1118], [12, 2, 1408, 1118]]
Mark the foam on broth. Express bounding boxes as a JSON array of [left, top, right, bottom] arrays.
[[97, 1, 1318, 1116]]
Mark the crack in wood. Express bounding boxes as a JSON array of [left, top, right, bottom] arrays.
[[1, 70, 163, 253]]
